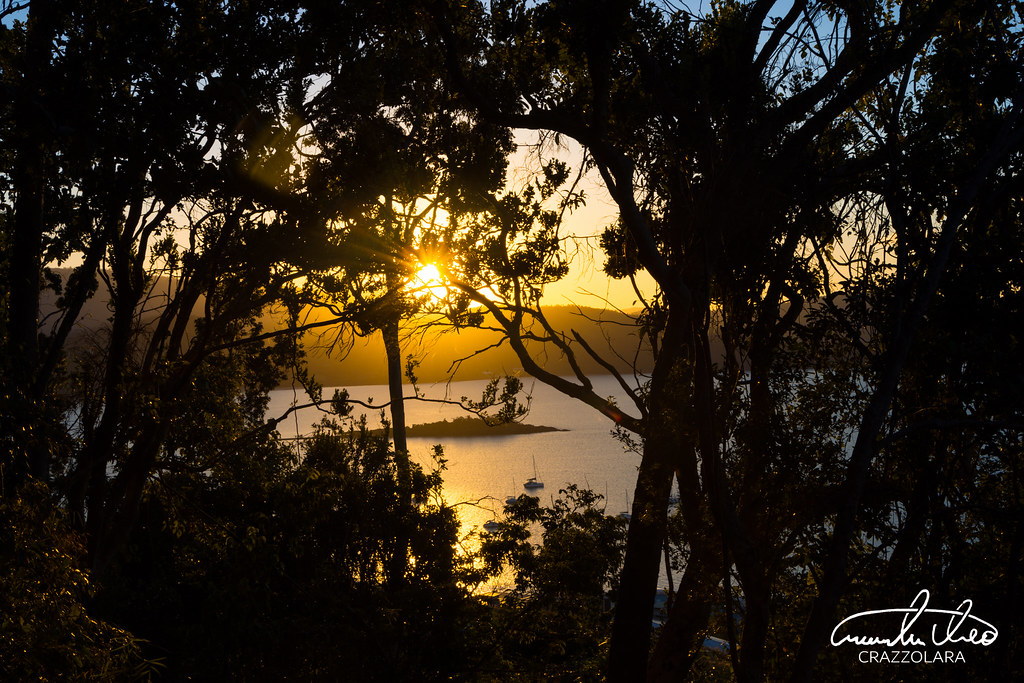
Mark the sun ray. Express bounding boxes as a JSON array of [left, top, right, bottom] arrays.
[[410, 263, 449, 300]]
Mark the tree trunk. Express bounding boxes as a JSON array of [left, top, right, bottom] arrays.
[[731, 344, 774, 682], [382, 306, 411, 586], [91, 419, 170, 575], [648, 412, 720, 679], [607, 449, 675, 682], [383, 316, 409, 472], [647, 542, 716, 681], [608, 316, 689, 681], [4, 0, 55, 490]]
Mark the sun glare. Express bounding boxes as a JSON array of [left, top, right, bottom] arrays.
[[411, 263, 449, 300]]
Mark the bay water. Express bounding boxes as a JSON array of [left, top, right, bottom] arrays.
[[267, 375, 643, 540]]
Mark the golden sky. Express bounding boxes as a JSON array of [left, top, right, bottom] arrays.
[[508, 133, 656, 312]]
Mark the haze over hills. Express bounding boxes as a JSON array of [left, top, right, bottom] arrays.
[[289, 305, 656, 387], [38, 269, 664, 387]]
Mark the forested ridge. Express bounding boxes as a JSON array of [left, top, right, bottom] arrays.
[[37, 275, 658, 384], [2, 1, 1023, 680]]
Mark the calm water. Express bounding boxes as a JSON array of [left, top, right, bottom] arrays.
[[267, 375, 643, 536]]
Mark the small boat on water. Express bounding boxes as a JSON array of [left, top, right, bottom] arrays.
[[618, 489, 632, 519], [523, 455, 544, 490], [506, 479, 519, 505], [483, 521, 501, 533]]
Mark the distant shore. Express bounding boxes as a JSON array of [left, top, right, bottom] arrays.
[[388, 415, 567, 437]]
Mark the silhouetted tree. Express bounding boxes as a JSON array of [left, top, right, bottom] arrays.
[[422, 0, 1024, 679]]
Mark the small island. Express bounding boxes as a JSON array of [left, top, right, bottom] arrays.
[[402, 415, 567, 437]]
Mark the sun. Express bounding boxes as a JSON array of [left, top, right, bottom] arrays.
[[417, 263, 441, 283], [410, 263, 449, 300]]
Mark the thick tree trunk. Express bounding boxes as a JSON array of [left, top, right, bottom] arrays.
[[731, 348, 774, 682], [608, 316, 689, 681], [83, 291, 138, 569], [607, 450, 675, 682], [4, 0, 55, 490], [81, 266, 138, 538], [91, 420, 169, 575], [649, 414, 720, 679], [736, 570, 771, 682], [647, 545, 716, 681]]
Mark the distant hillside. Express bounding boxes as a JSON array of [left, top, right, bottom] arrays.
[[37, 269, 660, 386], [38, 269, 203, 347], [295, 305, 657, 386]]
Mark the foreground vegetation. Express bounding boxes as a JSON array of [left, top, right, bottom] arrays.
[[2, 416, 626, 680]]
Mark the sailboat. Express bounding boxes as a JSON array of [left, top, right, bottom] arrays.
[[506, 477, 519, 505], [523, 455, 544, 490], [618, 489, 632, 520]]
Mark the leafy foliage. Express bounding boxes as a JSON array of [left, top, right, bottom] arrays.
[[478, 486, 627, 679], [93, 416, 485, 681], [0, 483, 158, 681]]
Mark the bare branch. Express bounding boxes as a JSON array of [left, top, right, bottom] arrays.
[[0, 1, 29, 21], [452, 278, 644, 433], [571, 329, 647, 418]]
